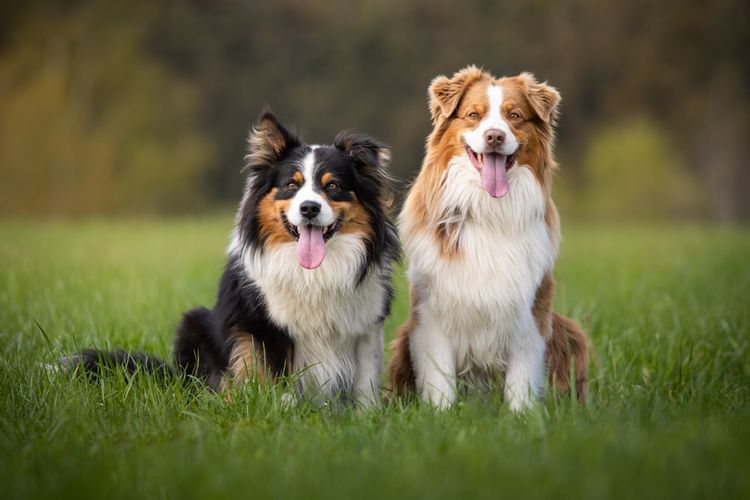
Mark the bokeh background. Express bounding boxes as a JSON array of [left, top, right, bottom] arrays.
[[1, 0, 748, 220]]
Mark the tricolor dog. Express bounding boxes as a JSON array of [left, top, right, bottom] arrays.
[[68, 111, 399, 407]]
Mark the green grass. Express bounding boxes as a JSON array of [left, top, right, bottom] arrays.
[[1, 217, 749, 500]]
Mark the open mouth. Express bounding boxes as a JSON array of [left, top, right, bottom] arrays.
[[281, 211, 344, 270], [281, 212, 342, 242], [466, 147, 516, 174], [466, 146, 516, 198]]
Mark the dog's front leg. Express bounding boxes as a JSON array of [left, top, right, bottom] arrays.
[[411, 313, 456, 409], [504, 314, 546, 412], [353, 323, 384, 408]]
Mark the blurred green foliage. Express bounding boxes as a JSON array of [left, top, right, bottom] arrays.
[[0, 3, 214, 215], [556, 120, 706, 220], [0, 0, 747, 219]]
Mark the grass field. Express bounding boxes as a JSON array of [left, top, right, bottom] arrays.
[[1, 217, 748, 499]]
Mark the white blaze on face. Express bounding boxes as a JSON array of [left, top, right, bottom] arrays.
[[287, 148, 336, 269], [462, 85, 520, 198], [462, 85, 518, 155], [287, 148, 335, 227]]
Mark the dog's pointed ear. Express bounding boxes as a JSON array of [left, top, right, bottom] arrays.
[[429, 65, 486, 123], [245, 109, 301, 169], [519, 73, 561, 124], [334, 131, 391, 170]]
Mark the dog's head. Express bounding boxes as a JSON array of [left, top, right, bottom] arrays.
[[428, 66, 561, 197], [238, 111, 394, 271]]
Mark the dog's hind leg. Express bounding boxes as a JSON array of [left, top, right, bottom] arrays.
[[223, 332, 272, 390], [173, 307, 225, 390]]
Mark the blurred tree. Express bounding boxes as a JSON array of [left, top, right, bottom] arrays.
[[0, 0, 747, 219], [571, 120, 706, 220], [0, 2, 214, 215]]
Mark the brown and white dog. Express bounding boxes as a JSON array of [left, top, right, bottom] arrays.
[[389, 66, 588, 411]]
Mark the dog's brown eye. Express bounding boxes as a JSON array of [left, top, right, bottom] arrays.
[[326, 182, 339, 191], [468, 112, 480, 120], [286, 182, 299, 190], [509, 111, 521, 121]]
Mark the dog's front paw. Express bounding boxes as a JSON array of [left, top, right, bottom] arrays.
[[280, 391, 297, 409], [505, 387, 541, 413], [423, 390, 454, 410]]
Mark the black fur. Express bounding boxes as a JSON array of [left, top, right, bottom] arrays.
[[62, 349, 172, 379], [65, 111, 399, 392]]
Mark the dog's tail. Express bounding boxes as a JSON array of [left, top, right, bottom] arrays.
[[546, 312, 589, 403], [60, 307, 217, 384], [388, 323, 417, 397], [387, 286, 419, 398], [60, 349, 173, 379]]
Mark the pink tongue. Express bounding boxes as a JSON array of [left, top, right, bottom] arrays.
[[480, 152, 509, 198], [296, 225, 326, 269]]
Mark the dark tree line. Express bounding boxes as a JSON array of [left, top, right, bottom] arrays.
[[1, 0, 748, 219]]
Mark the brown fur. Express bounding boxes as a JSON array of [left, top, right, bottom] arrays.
[[328, 194, 374, 239], [533, 273, 556, 341], [247, 116, 293, 167], [389, 66, 589, 402], [220, 330, 295, 394], [257, 188, 295, 247], [257, 184, 374, 249], [388, 286, 419, 394], [547, 313, 589, 403], [402, 68, 563, 258], [226, 332, 268, 385]]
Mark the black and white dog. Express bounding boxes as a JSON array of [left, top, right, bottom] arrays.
[[69, 111, 399, 406]]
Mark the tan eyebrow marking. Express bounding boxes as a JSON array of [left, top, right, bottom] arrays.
[[321, 172, 334, 185], [292, 171, 304, 184]]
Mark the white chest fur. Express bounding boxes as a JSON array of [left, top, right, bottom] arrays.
[[406, 159, 557, 375], [241, 233, 387, 395]]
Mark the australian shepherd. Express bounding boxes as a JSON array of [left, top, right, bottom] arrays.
[[388, 66, 589, 411], [68, 111, 399, 407]]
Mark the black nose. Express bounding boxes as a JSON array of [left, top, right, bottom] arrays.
[[484, 128, 505, 146], [299, 201, 321, 219]]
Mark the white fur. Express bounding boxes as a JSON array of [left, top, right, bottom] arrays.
[[236, 233, 387, 403], [353, 323, 385, 407], [403, 157, 556, 411], [287, 149, 335, 228], [463, 85, 519, 155]]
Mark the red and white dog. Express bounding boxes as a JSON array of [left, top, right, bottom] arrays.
[[389, 66, 588, 411]]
